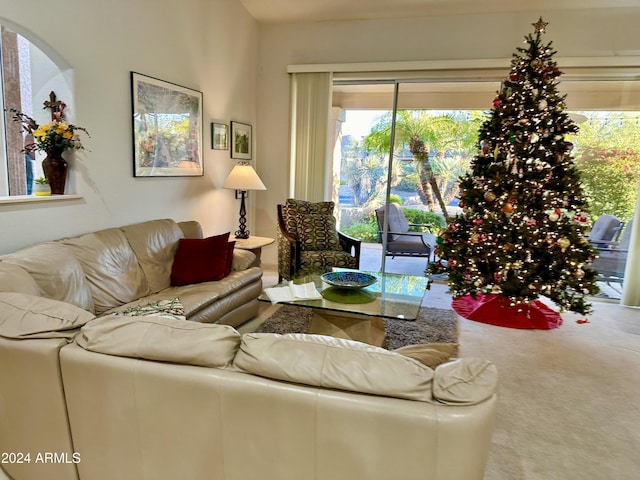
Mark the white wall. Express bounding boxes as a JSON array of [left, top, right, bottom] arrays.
[[255, 8, 640, 266], [0, 0, 259, 254]]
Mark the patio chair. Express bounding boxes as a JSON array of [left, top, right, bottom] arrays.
[[588, 214, 622, 248], [375, 203, 436, 260], [591, 219, 633, 287], [277, 199, 361, 281]]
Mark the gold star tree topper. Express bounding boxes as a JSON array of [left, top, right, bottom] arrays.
[[533, 17, 548, 33]]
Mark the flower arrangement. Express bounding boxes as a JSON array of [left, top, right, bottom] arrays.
[[10, 97, 89, 154]]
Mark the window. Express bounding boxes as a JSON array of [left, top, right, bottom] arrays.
[[0, 23, 71, 197]]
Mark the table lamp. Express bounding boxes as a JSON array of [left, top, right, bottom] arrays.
[[223, 161, 266, 239]]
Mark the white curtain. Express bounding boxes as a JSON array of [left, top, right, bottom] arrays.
[[289, 72, 332, 201]]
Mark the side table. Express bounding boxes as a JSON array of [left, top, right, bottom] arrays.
[[233, 236, 274, 266]]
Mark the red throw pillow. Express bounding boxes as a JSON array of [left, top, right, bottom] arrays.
[[225, 241, 235, 277], [170, 233, 230, 286]]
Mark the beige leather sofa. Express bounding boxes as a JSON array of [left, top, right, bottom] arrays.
[[0, 218, 263, 327], [0, 293, 498, 480]]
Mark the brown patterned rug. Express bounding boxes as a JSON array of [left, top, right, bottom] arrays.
[[255, 305, 458, 350]]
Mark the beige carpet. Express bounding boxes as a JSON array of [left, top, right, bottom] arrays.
[[457, 300, 640, 480]]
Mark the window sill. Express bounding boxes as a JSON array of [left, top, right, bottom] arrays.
[[0, 194, 83, 205]]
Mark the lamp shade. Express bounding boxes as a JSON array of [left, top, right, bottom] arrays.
[[223, 163, 266, 191]]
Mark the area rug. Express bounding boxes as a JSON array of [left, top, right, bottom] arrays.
[[255, 304, 458, 350]]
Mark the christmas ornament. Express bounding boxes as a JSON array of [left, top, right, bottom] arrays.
[[484, 191, 496, 202]]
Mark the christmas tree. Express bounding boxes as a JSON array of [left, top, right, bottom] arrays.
[[430, 18, 599, 317]]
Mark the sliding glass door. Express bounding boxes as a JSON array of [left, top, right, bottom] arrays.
[[331, 77, 640, 303]]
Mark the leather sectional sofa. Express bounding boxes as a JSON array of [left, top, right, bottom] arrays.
[[0, 218, 263, 326], [0, 218, 498, 480]]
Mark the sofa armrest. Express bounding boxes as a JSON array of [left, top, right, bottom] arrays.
[[232, 249, 257, 271]]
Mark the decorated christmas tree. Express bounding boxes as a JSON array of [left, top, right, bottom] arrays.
[[430, 18, 599, 325]]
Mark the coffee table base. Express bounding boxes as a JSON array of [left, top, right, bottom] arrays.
[[308, 310, 385, 347]]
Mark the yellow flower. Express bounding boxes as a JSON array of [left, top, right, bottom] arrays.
[[62, 131, 73, 139], [32, 128, 46, 139]]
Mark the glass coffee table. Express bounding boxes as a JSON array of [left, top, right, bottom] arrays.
[[259, 268, 430, 346]]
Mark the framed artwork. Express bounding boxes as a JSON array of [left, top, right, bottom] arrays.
[[212, 122, 229, 150], [230, 121, 252, 160], [131, 72, 204, 177]]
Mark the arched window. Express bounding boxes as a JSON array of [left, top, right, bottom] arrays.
[[0, 22, 73, 196]]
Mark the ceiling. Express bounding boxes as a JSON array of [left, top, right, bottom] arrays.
[[238, 0, 640, 24]]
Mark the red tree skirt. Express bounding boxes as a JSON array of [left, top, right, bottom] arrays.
[[451, 293, 562, 330]]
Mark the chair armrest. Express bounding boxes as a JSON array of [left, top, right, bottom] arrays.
[[338, 231, 362, 268], [338, 231, 361, 246], [386, 231, 436, 248]]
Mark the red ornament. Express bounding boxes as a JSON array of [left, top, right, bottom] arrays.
[[510, 74, 518, 81], [493, 97, 502, 108], [473, 218, 483, 226]]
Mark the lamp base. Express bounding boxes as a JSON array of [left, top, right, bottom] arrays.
[[235, 191, 250, 239]]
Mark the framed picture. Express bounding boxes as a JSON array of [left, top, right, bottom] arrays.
[[212, 122, 229, 150], [131, 72, 203, 177], [230, 121, 252, 160]]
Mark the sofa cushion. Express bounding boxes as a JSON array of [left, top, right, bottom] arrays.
[[121, 219, 184, 294], [432, 358, 498, 405], [394, 343, 459, 369], [234, 333, 434, 402], [76, 315, 241, 368], [296, 213, 340, 251], [61, 228, 150, 315], [1, 242, 94, 312], [0, 292, 95, 339], [107, 298, 186, 321], [0, 261, 41, 296], [171, 233, 231, 286]]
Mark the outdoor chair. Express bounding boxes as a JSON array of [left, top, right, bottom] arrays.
[[375, 203, 437, 260], [277, 199, 361, 281], [591, 219, 633, 288], [588, 214, 622, 248]]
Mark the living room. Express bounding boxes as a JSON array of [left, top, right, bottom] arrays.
[[1, 1, 639, 479]]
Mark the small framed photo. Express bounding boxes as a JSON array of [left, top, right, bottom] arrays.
[[211, 122, 228, 150], [230, 121, 252, 160], [131, 72, 203, 177]]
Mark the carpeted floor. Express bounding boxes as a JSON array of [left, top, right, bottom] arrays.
[[255, 304, 458, 350]]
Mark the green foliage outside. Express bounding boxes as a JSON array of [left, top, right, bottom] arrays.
[[571, 113, 640, 223], [574, 148, 640, 223], [402, 209, 446, 232], [389, 194, 402, 204], [342, 214, 378, 243]]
